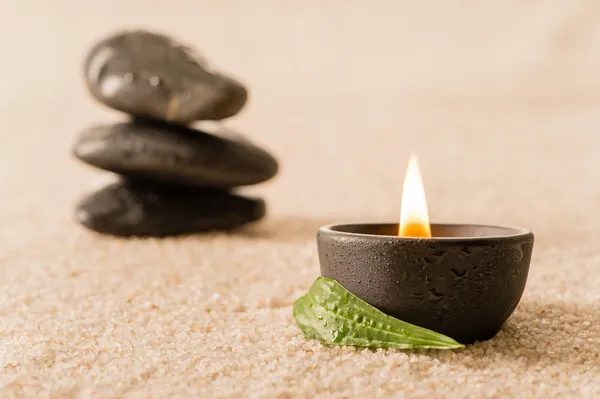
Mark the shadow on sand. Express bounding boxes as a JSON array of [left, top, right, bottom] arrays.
[[419, 300, 600, 371]]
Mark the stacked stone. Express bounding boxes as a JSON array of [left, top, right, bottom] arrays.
[[72, 30, 278, 237]]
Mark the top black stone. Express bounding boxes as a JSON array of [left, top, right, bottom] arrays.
[[83, 30, 248, 123]]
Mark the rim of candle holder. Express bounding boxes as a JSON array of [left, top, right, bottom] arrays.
[[319, 222, 533, 241]]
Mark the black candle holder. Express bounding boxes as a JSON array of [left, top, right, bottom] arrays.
[[317, 223, 534, 344]]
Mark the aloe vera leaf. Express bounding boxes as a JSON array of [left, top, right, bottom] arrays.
[[293, 276, 464, 350]]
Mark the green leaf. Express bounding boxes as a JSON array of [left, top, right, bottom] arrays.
[[293, 276, 464, 350]]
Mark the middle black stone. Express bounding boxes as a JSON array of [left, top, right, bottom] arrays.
[[72, 119, 279, 188]]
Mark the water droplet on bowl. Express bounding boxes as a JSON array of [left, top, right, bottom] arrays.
[[450, 268, 468, 279], [428, 288, 444, 300]]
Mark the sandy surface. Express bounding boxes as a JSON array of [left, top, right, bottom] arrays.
[[0, 1, 599, 397]]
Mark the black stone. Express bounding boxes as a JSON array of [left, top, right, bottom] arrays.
[[84, 30, 248, 123], [317, 223, 534, 344], [75, 181, 266, 237], [72, 119, 278, 187]]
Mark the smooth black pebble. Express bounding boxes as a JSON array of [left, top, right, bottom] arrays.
[[75, 181, 266, 237], [72, 119, 278, 187], [83, 30, 248, 123]]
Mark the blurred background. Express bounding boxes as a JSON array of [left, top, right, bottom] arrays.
[[1, 0, 600, 240]]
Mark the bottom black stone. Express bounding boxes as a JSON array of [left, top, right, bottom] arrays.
[[75, 181, 266, 237]]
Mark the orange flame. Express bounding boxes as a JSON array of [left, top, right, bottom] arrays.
[[399, 154, 431, 237]]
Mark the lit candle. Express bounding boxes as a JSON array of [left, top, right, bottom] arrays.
[[316, 154, 535, 344]]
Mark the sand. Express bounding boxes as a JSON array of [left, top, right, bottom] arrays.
[[0, 1, 599, 397]]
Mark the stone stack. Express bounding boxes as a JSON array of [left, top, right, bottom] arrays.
[[72, 30, 278, 237]]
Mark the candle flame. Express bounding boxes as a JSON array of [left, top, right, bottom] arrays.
[[399, 154, 431, 237]]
